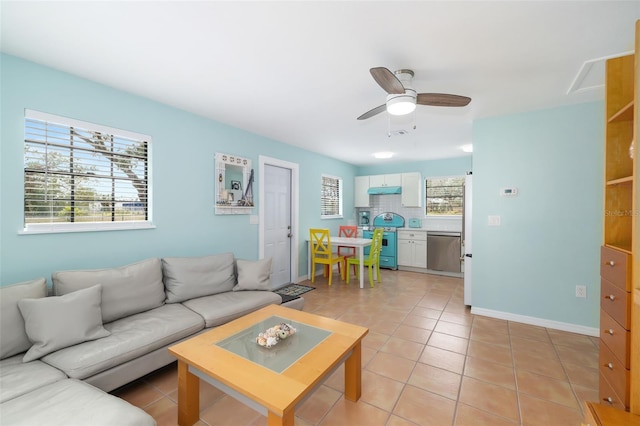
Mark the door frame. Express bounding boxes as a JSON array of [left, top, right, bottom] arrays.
[[258, 155, 299, 284]]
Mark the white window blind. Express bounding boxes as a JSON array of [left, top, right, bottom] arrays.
[[23, 110, 152, 233], [425, 176, 464, 216], [321, 175, 343, 218]]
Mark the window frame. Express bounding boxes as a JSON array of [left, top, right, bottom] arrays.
[[320, 174, 343, 219], [21, 110, 154, 235], [425, 175, 465, 217]]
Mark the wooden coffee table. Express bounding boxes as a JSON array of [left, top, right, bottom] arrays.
[[168, 304, 369, 426]]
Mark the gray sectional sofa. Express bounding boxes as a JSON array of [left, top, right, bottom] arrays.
[[0, 252, 304, 426]]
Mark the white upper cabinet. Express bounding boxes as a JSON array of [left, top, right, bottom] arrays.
[[354, 175, 370, 207], [369, 173, 401, 187], [401, 172, 422, 207]]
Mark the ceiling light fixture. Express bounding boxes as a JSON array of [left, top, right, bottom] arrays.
[[373, 152, 394, 159], [386, 93, 416, 116]]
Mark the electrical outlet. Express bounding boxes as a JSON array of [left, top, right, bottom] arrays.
[[576, 285, 587, 298]]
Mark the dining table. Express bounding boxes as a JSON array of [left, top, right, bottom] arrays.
[[307, 236, 372, 289]]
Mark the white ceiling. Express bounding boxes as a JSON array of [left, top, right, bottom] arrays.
[[1, 1, 639, 166]]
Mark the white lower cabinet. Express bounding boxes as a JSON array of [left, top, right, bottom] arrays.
[[397, 230, 427, 268]]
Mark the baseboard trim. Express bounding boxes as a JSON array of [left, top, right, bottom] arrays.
[[470, 307, 599, 337]]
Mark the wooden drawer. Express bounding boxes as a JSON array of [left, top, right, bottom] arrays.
[[600, 309, 631, 368], [600, 278, 631, 329], [599, 371, 627, 411], [599, 338, 630, 406], [600, 246, 631, 291], [398, 230, 427, 241]]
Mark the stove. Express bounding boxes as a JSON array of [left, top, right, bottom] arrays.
[[362, 212, 405, 270]]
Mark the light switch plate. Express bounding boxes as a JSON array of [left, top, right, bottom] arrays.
[[249, 215, 259, 225], [488, 215, 501, 226]]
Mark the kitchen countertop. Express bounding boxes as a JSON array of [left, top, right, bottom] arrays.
[[358, 226, 461, 234], [399, 228, 461, 234]]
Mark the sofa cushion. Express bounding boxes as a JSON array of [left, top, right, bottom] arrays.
[[233, 258, 272, 291], [0, 355, 66, 403], [52, 258, 165, 323], [18, 284, 110, 362], [162, 252, 236, 303], [0, 277, 47, 360], [41, 303, 204, 380], [182, 290, 282, 328], [0, 379, 155, 426]]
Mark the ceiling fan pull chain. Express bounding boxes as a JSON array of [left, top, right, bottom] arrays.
[[387, 114, 391, 137]]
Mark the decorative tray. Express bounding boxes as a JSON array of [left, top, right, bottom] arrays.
[[256, 322, 296, 348]]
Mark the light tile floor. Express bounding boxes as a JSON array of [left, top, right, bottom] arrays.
[[112, 270, 599, 426]]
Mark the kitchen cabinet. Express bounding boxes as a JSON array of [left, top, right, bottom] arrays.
[[398, 230, 427, 268], [596, 20, 639, 416], [354, 176, 370, 207], [369, 173, 401, 187], [401, 172, 422, 207]]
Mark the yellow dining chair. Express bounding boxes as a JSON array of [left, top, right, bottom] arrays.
[[309, 228, 345, 286], [346, 228, 383, 287], [337, 225, 358, 278]]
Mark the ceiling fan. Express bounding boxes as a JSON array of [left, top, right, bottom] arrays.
[[357, 67, 471, 120]]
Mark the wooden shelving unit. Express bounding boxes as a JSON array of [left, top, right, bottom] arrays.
[[594, 20, 639, 422]]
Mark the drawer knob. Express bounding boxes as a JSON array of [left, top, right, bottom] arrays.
[[607, 362, 614, 370], [607, 260, 615, 267], [606, 328, 614, 335], [603, 397, 614, 404], [605, 294, 615, 301]]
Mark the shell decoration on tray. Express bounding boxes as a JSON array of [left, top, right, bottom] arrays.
[[256, 323, 296, 348]]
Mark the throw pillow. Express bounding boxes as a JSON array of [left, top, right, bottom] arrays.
[[52, 258, 165, 323], [0, 278, 47, 360], [162, 253, 236, 303], [233, 258, 272, 291], [18, 284, 110, 362]]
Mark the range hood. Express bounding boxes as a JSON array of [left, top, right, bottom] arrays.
[[367, 186, 402, 195]]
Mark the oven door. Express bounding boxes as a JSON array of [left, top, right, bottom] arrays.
[[379, 232, 397, 269], [363, 230, 397, 269]]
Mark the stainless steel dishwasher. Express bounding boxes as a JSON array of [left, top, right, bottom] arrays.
[[427, 232, 462, 272]]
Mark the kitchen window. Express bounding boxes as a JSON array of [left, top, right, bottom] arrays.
[[425, 176, 464, 216], [23, 110, 153, 234], [320, 174, 343, 218]]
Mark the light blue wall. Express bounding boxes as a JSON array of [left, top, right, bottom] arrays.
[[472, 102, 604, 328], [0, 54, 356, 284], [357, 156, 472, 178]]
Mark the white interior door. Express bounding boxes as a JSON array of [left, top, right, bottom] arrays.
[[261, 158, 298, 288]]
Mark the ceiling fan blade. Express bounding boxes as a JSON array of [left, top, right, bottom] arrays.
[[417, 93, 471, 107], [370, 67, 405, 94], [357, 104, 386, 120]]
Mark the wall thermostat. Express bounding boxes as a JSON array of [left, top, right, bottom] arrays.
[[500, 187, 518, 197]]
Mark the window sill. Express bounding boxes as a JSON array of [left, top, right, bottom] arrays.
[[19, 222, 156, 235]]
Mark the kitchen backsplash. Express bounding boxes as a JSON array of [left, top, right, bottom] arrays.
[[354, 194, 462, 232]]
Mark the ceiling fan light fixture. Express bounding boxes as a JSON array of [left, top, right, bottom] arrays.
[[386, 94, 416, 116]]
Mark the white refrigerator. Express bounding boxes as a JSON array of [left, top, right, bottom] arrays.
[[463, 174, 473, 306]]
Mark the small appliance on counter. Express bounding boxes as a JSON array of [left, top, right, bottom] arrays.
[[358, 211, 370, 226], [408, 218, 422, 228]]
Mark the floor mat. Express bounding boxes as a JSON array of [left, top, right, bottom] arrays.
[[274, 284, 315, 303]]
